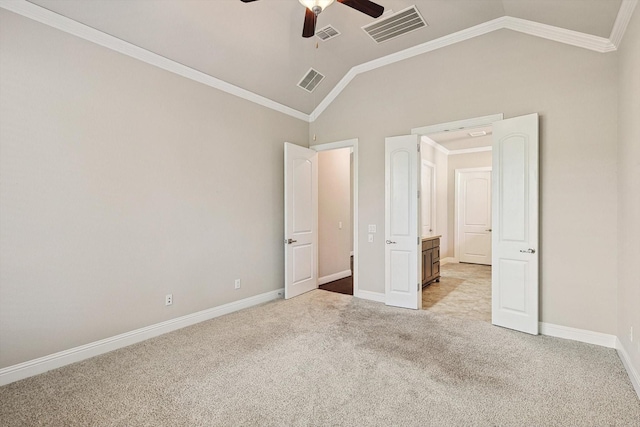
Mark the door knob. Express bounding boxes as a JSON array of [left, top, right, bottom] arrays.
[[386, 240, 397, 244], [285, 239, 297, 244], [519, 248, 535, 254], [485, 229, 492, 232]]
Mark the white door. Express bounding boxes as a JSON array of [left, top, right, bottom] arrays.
[[421, 160, 436, 238], [456, 169, 492, 265], [492, 113, 539, 335], [385, 135, 421, 310], [284, 142, 318, 299]]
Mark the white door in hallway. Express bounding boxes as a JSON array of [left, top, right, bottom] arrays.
[[421, 160, 436, 238], [456, 168, 492, 265], [492, 113, 539, 335], [385, 135, 421, 310], [284, 143, 318, 299]]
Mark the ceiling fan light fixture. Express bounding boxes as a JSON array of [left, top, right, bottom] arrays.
[[299, 0, 335, 14]]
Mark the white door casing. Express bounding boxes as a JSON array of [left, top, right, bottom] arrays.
[[284, 142, 318, 299], [385, 135, 421, 310], [456, 168, 492, 265], [492, 113, 539, 335], [421, 160, 436, 238]]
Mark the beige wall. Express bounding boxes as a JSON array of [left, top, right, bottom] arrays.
[[318, 148, 352, 278], [0, 10, 308, 368], [616, 7, 640, 383], [447, 151, 493, 259], [311, 29, 619, 334]]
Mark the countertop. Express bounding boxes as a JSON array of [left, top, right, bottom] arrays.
[[422, 235, 442, 242]]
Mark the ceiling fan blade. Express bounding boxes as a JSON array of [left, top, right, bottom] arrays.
[[302, 8, 316, 38], [337, 0, 384, 18]]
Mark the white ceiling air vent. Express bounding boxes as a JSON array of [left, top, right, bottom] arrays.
[[362, 5, 427, 44], [316, 25, 341, 42], [297, 68, 325, 93]]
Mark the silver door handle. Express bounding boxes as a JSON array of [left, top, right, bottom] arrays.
[[286, 239, 297, 244], [386, 240, 396, 244], [519, 248, 535, 254]]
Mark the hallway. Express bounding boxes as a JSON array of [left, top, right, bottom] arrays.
[[422, 263, 491, 322]]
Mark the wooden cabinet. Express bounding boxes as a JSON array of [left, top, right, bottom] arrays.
[[422, 237, 440, 286]]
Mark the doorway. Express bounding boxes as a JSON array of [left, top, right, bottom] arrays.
[[419, 124, 494, 322], [311, 139, 359, 297]]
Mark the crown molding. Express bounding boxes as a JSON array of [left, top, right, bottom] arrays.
[[610, 0, 638, 48], [503, 17, 616, 52], [0, 0, 311, 122], [2, 0, 635, 124]]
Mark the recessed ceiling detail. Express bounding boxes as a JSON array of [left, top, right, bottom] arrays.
[[297, 68, 325, 92], [362, 5, 427, 44], [316, 25, 341, 41]]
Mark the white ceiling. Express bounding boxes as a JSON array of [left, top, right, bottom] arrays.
[[26, 0, 623, 115], [428, 125, 493, 151]]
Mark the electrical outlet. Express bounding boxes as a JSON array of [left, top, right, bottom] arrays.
[[165, 294, 173, 306], [234, 279, 241, 290], [368, 224, 377, 233]]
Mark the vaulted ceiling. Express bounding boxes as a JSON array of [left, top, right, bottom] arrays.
[[24, 0, 625, 116]]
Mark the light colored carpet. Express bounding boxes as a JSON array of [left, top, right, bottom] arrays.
[[1, 290, 639, 426]]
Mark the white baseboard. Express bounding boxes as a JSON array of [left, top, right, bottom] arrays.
[[318, 269, 352, 286], [0, 288, 284, 386], [539, 322, 617, 348], [616, 338, 640, 399], [355, 290, 385, 303], [441, 257, 458, 265]]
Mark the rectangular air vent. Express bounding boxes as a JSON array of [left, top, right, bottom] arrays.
[[297, 68, 325, 93], [316, 25, 341, 41], [362, 5, 427, 44]]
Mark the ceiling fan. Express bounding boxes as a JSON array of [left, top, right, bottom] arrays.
[[240, 0, 384, 38]]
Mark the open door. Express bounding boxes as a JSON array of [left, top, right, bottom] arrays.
[[284, 142, 318, 299], [385, 135, 421, 309], [491, 114, 539, 334]]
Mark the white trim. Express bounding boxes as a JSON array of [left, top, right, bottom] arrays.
[[421, 136, 450, 155], [539, 322, 617, 348], [3, 1, 635, 123], [412, 114, 504, 136], [310, 139, 359, 298], [440, 257, 458, 265], [355, 290, 385, 303], [0, 0, 310, 122], [616, 338, 640, 399], [311, 19, 506, 121], [503, 17, 616, 52], [449, 146, 493, 155], [610, 0, 639, 48], [0, 288, 283, 386], [318, 269, 352, 286], [420, 159, 437, 239]]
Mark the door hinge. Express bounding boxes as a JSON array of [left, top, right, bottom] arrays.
[[417, 189, 420, 198], [417, 236, 420, 245], [417, 282, 420, 290], [417, 143, 420, 152]]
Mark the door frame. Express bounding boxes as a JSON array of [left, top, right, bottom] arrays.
[[421, 159, 437, 238], [454, 167, 492, 263], [310, 139, 359, 297]]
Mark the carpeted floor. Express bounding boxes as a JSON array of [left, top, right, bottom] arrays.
[[1, 290, 639, 426]]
